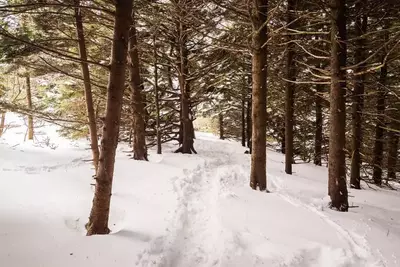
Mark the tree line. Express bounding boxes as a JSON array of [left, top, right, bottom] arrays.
[[0, 0, 399, 235]]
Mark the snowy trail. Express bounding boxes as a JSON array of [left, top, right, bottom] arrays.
[[137, 155, 230, 266], [268, 174, 377, 266]]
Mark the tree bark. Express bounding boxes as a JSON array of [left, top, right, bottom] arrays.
[[86, 0, 133, 236], [328, 0, 348, 211], [249, 0, 268, 191], [74, 0, 100, 172], [128, 10, 147, 161], [153, 34, 162, 155], [241, 89, 246, 147], [350, 11, 367, 189], [219, 113, 224, 140], [387, 128, 399, 182], [285, 0, 296, 175], [372, 40, 388, 186], [246, 95, 252, 152], [25, 75, 34, 140], [0, 112, 5, 137], [314, 82, 323, 166]]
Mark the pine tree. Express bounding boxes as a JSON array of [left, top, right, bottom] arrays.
[[86, 0, 134, 236], [328, 0, 349, 211], [249, 0, 268, 191]]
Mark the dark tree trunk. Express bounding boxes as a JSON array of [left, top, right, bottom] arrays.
[[128, 11, 147, 161], [249, 0, 268, 191], [86, 0, 133, 236], [74, 0, 100, 172], [246, 96, 252, 152], [241, 90, 246, 147], [314, 83, 323, 166], [350, 11, 367, 189], [26, 75, 34, 140], [328, 0, 348, 212], [387, 129, 399, 182], [372, 38, 388, 186], [219, 113, 224, 140], [153, 34, 162, 155], [285, 0, 296, 175], [281, 127, 285, 154]]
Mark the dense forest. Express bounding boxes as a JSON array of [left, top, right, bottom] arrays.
[[0, 0, 399, 236]]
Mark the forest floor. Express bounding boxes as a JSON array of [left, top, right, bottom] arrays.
[[1, 113, 400, 267]]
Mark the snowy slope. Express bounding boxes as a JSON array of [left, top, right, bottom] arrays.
[[1, 113, 400, 267]]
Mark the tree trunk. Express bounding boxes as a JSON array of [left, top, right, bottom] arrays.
[[25, 75, 34, 140], [285, 0, 296, 175], [281, 127, 285, 154], [86, 0, 133, 236], [314, 83, 323, 166], [0, 112, 5, 137], [328, 0, 348, 211], [175, 19, 196, 154], [241, 89, 246, 147], [387, 129, 399, 182], [74, 0, 100, 172], [350, 11, 367, 189], [372, 40, 388, 186], [128, 10, 147, 161], [249, 0, 268, 191], [219, 113, 224, 140], [153, 34, 162, 155], [246, 95, 252, 152]]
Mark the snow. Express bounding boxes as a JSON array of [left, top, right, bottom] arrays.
[[1, 113, 400, 267]]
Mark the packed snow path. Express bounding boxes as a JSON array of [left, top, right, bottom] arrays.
[[1, 116, 400, 267]]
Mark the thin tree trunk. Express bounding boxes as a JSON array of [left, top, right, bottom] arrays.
[[128, 10, 147, 161], [350, 11, 367, 189], [328, 0, 348, 211], [372, 39, 388, 186], [285, 0, 296, 175], [219, 113, 224, 140], [86, 0, 133, 236], [249, 0, 268, 191], [281, 127, 285, 154], [314, 83, 323, 166], [74, 0, 100, 172], [25, 75, 34, 140], [387, 129, 399, 182], [0, 112, 5, 137], [246, 95, 252, 152], [153, 34, 162, 155], [241, 89, 246, 147]]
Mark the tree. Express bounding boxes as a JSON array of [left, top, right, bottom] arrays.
[[349, 2, 367, 189], [86, 0, 133, 236], [284, 0, 297, 174], [128, 9, 147, 161], [25, 74, 34, 140], [74, 0, 100, 172], [328, 0, 348, 211], [249, 0, 268, 191], [371, 19, 389, 186], [314, 82, 323, 166]]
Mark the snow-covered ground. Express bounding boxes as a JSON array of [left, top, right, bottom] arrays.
[[1, 113, 400, 267]]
